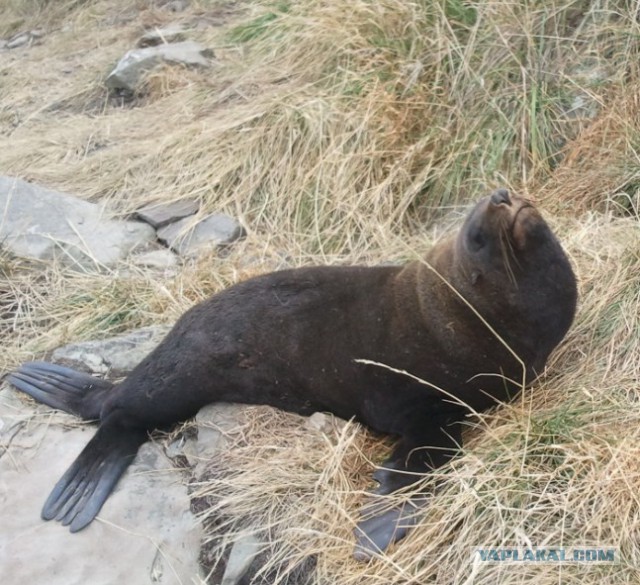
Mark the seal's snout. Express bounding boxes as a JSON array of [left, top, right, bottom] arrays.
[[490, 188, 511, 206]]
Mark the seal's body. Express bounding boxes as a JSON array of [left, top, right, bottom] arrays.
[[8, 190, 577, 557]]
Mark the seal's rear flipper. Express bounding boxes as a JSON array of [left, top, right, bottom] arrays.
[[42, 424, 148, 532], [7, 361, 114, 420]]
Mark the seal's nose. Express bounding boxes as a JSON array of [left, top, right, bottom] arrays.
[[490, 188, 511, 206]]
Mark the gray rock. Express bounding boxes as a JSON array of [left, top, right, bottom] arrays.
[[221, 534, 263, 585], [131, 249, 179, 270], [5, 30, 43, 49], [1, 328, 252, 585], [6, 32, 31, 49], [157, 213, 245, 256], [0, 385, 25, 414], [51, 325, 172, 375], [0, 40, 8, 50], [0, 176, 155, 270], [106, 41, 213, 92], [234, 249, 292, 273], [565, 92, 600, 120], [0, 381, 204, 585], [563, 61, 611, 121], [135, 199, 199, 228], [167, 403, 245, 476], [137, 23, 188, 48], [305, 412, 332, 433]]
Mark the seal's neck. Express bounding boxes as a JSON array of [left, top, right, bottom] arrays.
[[394, 238, 475, 337]]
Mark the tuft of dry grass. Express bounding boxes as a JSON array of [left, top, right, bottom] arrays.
[[191, 407, 383, 584], [1, 0, 640, 583]]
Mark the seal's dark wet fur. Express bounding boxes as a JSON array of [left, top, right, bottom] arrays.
[[8, 190, 577, 556]]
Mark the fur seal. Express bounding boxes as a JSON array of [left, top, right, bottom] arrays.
[[7, 189, 577, 558]]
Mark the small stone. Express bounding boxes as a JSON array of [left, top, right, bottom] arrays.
[[106, 41, 213, 93], [565, 92, 600, 120], [305, 412, 331, 433], [157, 213, 246, 256], [164, 403, 246, 476], [132, 249, 179, 270], [221, 534, 262, 585], [7, 32, 31, 49], [136, 199, 199, 228], [137, 23, 187, 48], [164, 0, 189, 12]]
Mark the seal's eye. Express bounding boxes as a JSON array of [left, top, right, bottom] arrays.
[[468, 229, 486, 251]]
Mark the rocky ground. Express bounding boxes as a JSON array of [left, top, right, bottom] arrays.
[[0, 7, 276, 581], [0, 320, 241, 584], [0, 319, 366, 585]]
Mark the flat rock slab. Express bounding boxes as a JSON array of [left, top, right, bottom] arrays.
[[0, 386, 204, 585], [106, 41, 213, 92], [2, 327, 255, 584], [0, 176, 155, 270], [135, 199, 199, 229], [51, 325, 172, 375], [158, 213, 245, 256]]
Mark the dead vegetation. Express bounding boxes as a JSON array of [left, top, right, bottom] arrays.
[[1, 0, 639, 583]]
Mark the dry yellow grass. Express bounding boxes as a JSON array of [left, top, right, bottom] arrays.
[[1, 0, 639, 583]]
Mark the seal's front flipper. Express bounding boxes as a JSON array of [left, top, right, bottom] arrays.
[[353, 497, 427, 560], [374, 412, 463, 493], [42, 424, 148, 532], [352, 412, 463, 559], [7, 361, 113, 420]]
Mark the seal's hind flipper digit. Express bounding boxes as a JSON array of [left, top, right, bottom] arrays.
[[353, 497, 427, 560], [42, 424, 147, 532], [8, 372, 76, 413], [7, 361, 114, 420]]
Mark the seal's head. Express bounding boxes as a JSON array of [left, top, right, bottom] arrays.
[[459, 188, 550, 274], [451, 188, 578, 370], [456, 189, 569, 285]]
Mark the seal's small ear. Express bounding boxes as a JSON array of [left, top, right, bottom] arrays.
[[512, 215, 530, 250], [471, 271, 482, 285]]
